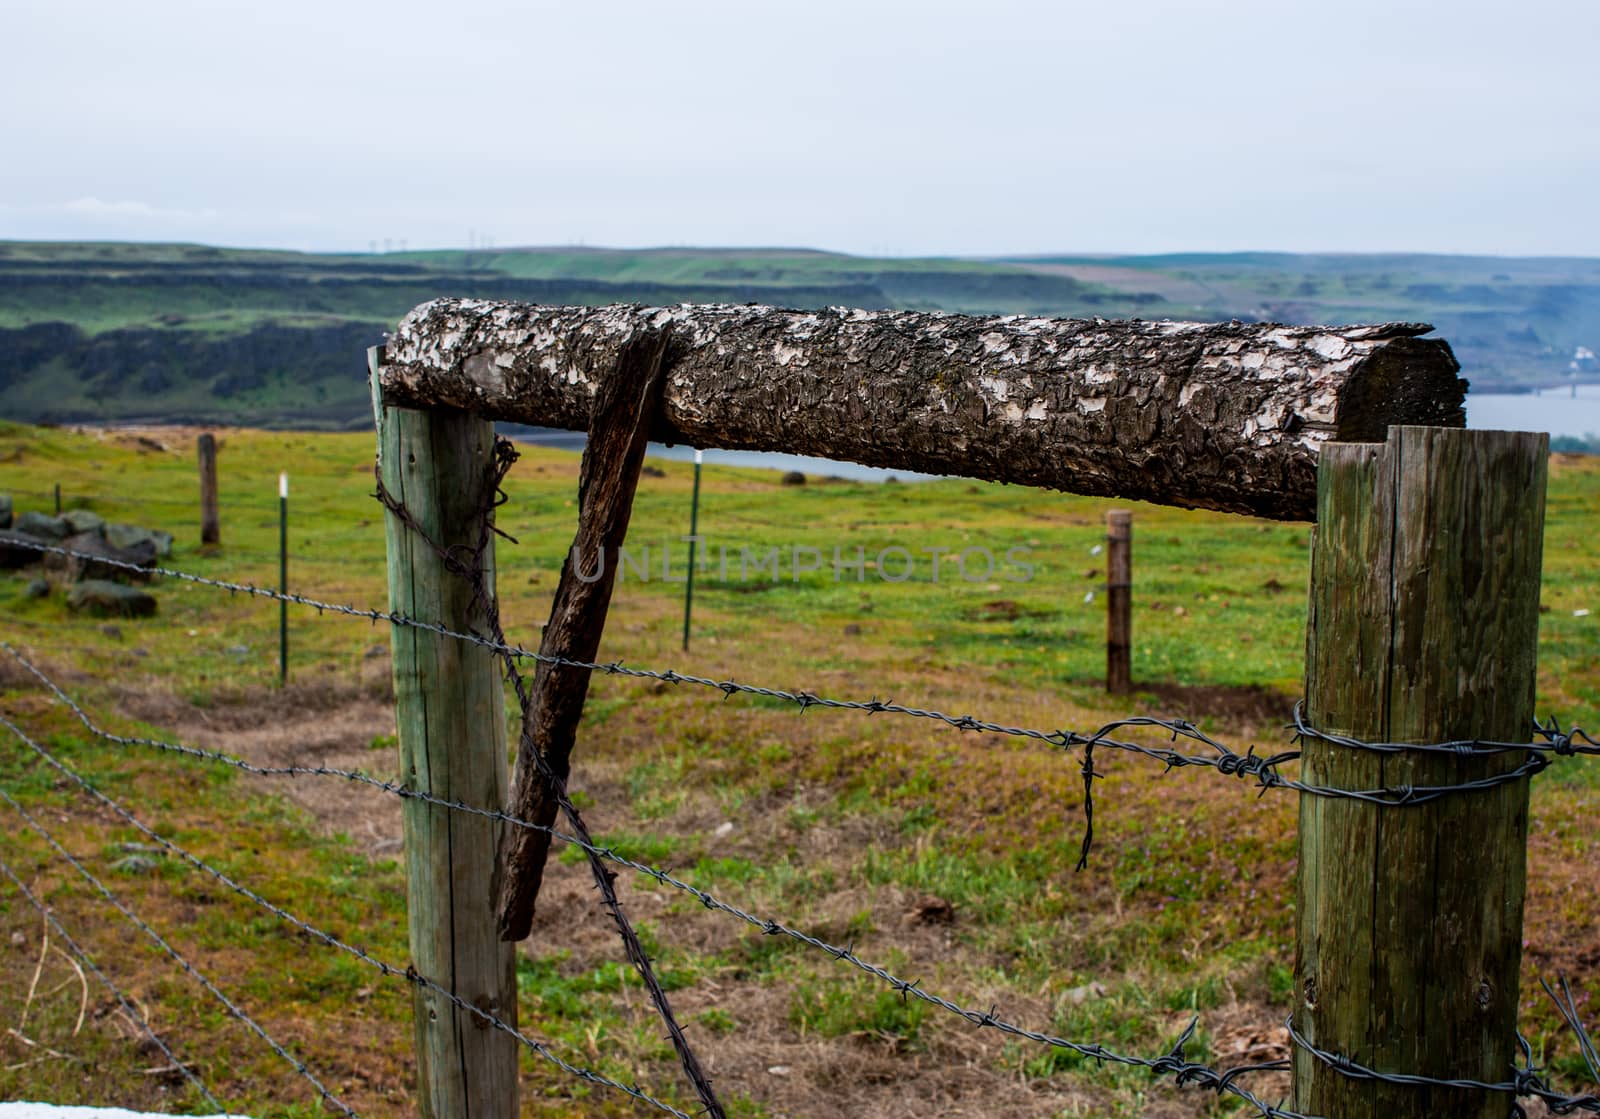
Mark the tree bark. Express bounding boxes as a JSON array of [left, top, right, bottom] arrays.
[[497, 328, 672, 942], [377, 299, 1467, 521]]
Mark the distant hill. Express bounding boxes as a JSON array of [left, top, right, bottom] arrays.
[[2, 241, 1596, 429]]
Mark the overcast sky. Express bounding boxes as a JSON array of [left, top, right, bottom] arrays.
[[4, 0, 1597, 258]]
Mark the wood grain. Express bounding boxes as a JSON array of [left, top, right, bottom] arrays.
[[1295, 425, 1547, 1118], [376, 346, 519, 1118]]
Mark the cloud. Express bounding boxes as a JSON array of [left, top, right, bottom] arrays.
[[54, 197, 220, 222]]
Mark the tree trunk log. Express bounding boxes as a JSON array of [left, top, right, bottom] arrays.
[[377, 299, 1467, 521]]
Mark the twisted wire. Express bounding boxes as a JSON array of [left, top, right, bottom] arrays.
[[5, 642, 1308, 1118], [0, 711, 697, 1119], [0, 756, 358, 1117], [0, 854, 224, 1111]]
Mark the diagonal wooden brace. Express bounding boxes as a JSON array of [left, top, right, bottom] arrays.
[[496, 325, 673, 942]]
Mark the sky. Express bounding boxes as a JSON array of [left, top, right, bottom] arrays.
[[3, 0, 1597, 259]]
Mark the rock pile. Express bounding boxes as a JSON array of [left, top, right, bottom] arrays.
[[0, 497, 170, 617]]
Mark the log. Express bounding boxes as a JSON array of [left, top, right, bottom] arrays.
[[377, 299, 1468, 521], [497, 327, 673, 942]]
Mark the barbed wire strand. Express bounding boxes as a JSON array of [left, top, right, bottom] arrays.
[[1285, 1013, 1600, 1117], [12, 654, 1600, 1119], [0, 854, 224, 1111], [0, 711, 700, 1119], [6, 643, 1593, 1114], [0, 767, 359, 1117], [1544, 977, 1600, 1094], [3, 642, 1310, 1119], [8, 540, 1593, 853]]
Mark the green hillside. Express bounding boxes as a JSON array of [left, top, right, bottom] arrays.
[[1001, 252, 1600, 388], [1, 241, 1596, 428]]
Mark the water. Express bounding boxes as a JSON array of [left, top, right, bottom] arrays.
[[1465, 384, 1600, 440], [506, 428, 940, 482]]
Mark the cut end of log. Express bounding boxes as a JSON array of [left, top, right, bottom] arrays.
[[1333, 335, 1467, 443]]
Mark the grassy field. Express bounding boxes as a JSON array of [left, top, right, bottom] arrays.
[[1, 421, 1597, 1118]]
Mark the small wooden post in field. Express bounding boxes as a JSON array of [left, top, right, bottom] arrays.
[[1295, 425, 1547, 1118], [197, 433, 220, 546], [1106, 509, 1132, 694], [372, 350, 519, 1119]]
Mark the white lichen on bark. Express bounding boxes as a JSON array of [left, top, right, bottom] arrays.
[[378, 299, 1465, 520]]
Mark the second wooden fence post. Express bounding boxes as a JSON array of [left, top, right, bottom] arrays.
[[197, 433, 220, 546], [374, 351, 519, 1119], [1106, 509, 1132, 694], [1295, 425, 1547, 1118]]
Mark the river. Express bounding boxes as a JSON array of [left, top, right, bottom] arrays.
[[1464, 384, 1600, 441]]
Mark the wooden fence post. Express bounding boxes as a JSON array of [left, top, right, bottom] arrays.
[[1106, 509, 1132, 694], [1295, 425, 1547, 1118], [197, 434, 220, 546], [372, 350, 519, 1119]]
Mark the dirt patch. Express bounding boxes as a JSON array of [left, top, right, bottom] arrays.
[[960, 599, 1052, 623], [1135, 682, 1297, 735], [111, 670, 402, 855]]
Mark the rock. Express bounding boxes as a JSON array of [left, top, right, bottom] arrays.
[[0, 530, 50, 569], [105, 522, 174, 557], [1062, 981, 1108, 1005], [67, 580, 157, 618], [47, 531, 156, 582], [23, 577, 49, 599], [14, 511, 67, 540], [99, 624, 124, 640], [0, 493, 10, 529], [781, 470, 806, 485], [60, 509, 105, 535]]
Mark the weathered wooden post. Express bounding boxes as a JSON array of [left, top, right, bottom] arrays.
[[1295, 425, 1547, 1118], [197, 433, 220, 546], [371, 349, 519, 1119], [1105, 509, 1132, 694]]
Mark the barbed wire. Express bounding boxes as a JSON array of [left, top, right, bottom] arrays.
[[0, 643, 1306, 1111], [0, 762, 359, 1117], [0, 711, 700, 1119], [5, 536, 1594, 874], [15, 654, 1600, 1119], [0, 657, 1315, 1119], [0, 854, 223, 1111], [1285, 1011, 1600, 1116], [1291, 705, 1599, 763]]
